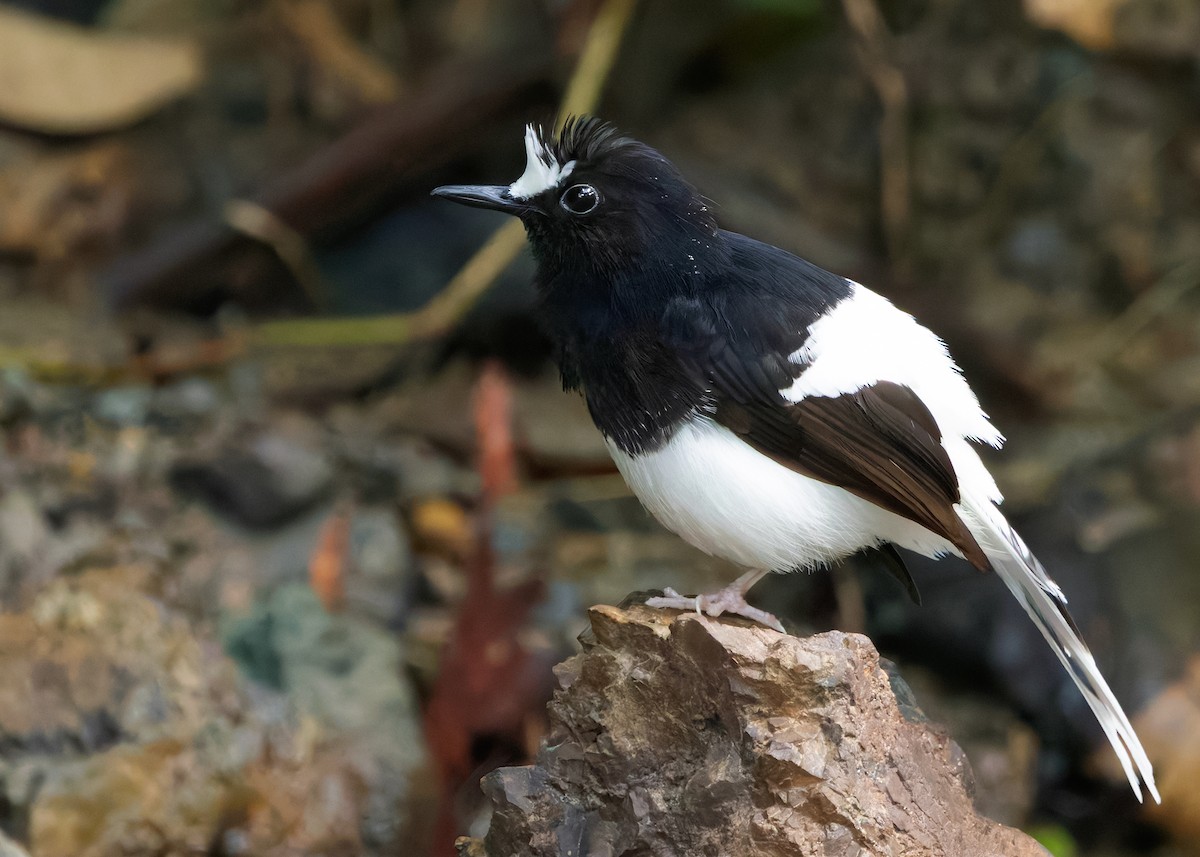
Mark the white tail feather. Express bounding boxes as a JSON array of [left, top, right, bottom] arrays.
[[957, 494, 1160, 804]]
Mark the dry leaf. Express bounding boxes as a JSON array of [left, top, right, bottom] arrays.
[[411, 499, 472, 558], [0, 143, 130, 259], [474, 361, 518, 501], [309, 507, 350, 612], [0, 7, 203, 134], [1023, 0, 1123, 49]]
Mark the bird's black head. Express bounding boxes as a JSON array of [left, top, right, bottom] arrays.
[[432, 118, 720, 284]]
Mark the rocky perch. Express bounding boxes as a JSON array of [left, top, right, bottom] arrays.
[[461, 604, 1048, 857]]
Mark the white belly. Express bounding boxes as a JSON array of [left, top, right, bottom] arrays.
[[607, 417, 959, 572]]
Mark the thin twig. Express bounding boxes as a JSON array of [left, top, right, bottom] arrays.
[[256, 220, 529, 347], [255, 0, 639, 349], [831, 563, 867, 634], [1094, 259, 1200, 364], [556, 0, 638, 125], [410, 220, 530, 336], [107, 55, 547, 311], [225, 198, 329, 310], [969, 75, 1090, 246], [840, 0, 911, 277]]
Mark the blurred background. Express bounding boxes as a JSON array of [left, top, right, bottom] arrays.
[[0, 0, 1198, 854]]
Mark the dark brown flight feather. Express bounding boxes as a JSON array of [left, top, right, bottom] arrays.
[[714, 381, 992, 572]]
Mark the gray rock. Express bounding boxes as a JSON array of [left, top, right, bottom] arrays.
[[220, 583, 429, 848], [169, 432, 334, 529], [0, 490, 49, 592], [0, 368, 34, 425], [91, 386, 153, 427], [250, 434, 334, 509], [152, 377, 222, 420], [220, 583, 425, 771], [345, 506, 414, 625], [350, 507, 410, 582]]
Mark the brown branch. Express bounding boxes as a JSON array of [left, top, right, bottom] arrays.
[[254, 220, 529, 347], [556, 0, 639, 125], [254, 0, 640, 349], [104, 53, 553, 312], [223, 199, 329, 311]]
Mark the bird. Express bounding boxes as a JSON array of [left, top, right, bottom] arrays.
[[432, 117, 1160, 803]]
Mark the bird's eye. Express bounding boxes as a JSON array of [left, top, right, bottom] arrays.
[[560, 184, 600, 215]]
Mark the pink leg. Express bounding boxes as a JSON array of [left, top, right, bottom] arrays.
[[645, 570, 784, 632]]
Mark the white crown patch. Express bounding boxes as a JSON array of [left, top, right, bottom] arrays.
[[508, 124, 576, 200]]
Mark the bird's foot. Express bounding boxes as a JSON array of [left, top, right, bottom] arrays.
[[646, 584, 785, 633]]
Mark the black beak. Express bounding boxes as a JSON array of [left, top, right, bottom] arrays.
[[431, 184, 524, 214]]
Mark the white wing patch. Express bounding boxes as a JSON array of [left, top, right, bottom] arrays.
[[781, 281, 1005, 506], [784, 282, 1005, 450], [508, 124, 576, 200]]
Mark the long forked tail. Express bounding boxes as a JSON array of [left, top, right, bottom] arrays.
[[957, 493, 1161, 804]]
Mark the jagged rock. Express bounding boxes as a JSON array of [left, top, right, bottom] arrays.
[[465, 605, 1048, 857]]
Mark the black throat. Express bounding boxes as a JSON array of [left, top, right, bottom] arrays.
[[534, 231, 718, 455], [534, 229, 853, 455]]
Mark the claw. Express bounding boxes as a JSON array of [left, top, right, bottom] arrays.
[[644, 571, 784, 633], [646, 589, 701, 615]]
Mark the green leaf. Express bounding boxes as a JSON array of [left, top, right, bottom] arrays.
[[1027, 824, 1078, 857]]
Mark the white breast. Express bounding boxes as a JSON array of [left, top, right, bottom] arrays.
[[607, 418, 959, 572]]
